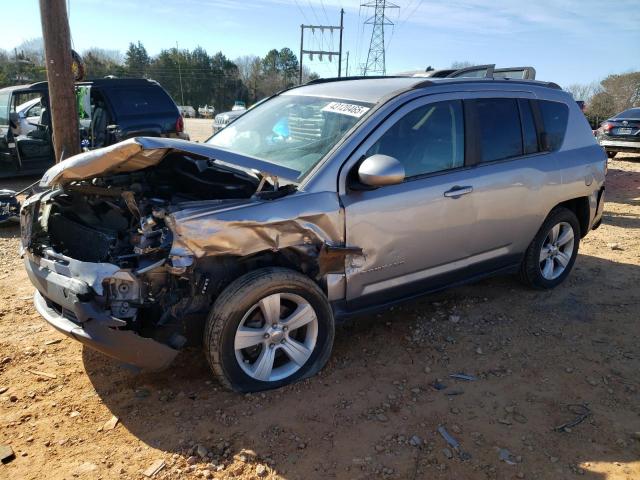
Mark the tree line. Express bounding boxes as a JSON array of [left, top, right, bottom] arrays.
[[2, 40, 637, 121], [565, 72, 640, 126], [0, 39, 318, 112]]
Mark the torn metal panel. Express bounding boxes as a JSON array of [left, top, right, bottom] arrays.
[[167, 191, 345, 258], [40, 136, 301, 187]]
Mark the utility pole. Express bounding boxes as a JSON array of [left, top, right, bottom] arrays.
[[39, 0, 80, 162], [362, 0, 399, 76], [176, 41, 185, 106], [345, 51, 350, 77], [337, 8, 344, 78], [299, 9, 345, 83], [299, 24, 304, 84]]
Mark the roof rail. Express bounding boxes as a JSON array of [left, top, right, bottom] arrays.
[[445, 65, 537, 80], [305, 75, 404, 85], [446, 64, 496, 78], [412, 78, 561, 90]]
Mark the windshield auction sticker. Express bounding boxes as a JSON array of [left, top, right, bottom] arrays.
[[321, 102, 370, 118]]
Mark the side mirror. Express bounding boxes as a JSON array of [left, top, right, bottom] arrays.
[[18, 111, 26, 119], [357, 154, 405, 187]]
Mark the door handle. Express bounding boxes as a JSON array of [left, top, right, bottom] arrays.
[[444, 186, 473, 198]]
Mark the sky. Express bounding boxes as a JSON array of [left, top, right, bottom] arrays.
[[3, 0, 639, 88]]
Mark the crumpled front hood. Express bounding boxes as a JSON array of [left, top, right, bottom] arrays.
[[40, 137, 301, 187]]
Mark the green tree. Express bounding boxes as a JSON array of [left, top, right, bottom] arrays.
[[82, 48, 124, 79], [586, 91, 616, 126], [278, 47, 299, 87], [601, 72, 640, 112], [125, 41, 150, 77]]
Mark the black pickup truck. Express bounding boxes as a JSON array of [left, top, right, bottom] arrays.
[[0, 78, 188, 178]]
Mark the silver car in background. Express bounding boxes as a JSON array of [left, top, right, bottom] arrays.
[[212, 108, 246, 134], [21, 74, 605, 392]]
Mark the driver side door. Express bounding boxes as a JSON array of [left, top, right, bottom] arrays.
[[341, 94, 480, 309]]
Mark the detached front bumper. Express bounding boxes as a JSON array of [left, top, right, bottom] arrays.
[[25, 255, 178, 371]]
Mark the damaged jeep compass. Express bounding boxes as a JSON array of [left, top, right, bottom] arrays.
[[21, 74, 606, 392]]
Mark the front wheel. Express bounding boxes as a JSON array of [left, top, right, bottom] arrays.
[[204, 267, 335, 392], [520, 207, 580, 289]]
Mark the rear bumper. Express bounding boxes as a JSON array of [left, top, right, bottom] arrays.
[[599, 139, 640, 152], [25, 256, 178, 371]]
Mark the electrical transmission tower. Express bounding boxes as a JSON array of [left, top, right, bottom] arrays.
[[361, 0, 398, 76]]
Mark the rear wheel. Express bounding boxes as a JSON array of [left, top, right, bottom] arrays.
[[607, 151, 617, 159], [520, 207, 580, 289], [204, 267, 334, 392]]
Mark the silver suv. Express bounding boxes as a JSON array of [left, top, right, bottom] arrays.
[[21, 76, 606, 392]]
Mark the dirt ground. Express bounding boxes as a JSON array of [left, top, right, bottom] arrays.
[[1, 127, 638, 479], [185, 118, 215, 142]]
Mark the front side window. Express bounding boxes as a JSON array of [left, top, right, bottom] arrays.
[[476, 98, 523, 162], [367, 100, 464, 178], [208, 95, 372, 179], [539, 100, 569, 151]]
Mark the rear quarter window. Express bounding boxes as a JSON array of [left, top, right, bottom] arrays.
[[106, 86, 177, 116], [539, 100, 569, 151]]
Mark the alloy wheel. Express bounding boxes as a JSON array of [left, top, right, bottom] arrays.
[[539, 221, 575, 280], [234, 293, 318, 382]]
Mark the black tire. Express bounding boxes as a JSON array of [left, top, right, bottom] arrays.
[[607, 151, 617, 159], [204, 267, 335, 392], [520, 207, 580, 289]]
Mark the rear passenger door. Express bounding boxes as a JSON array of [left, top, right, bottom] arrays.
[[461, 93, 562, 261]]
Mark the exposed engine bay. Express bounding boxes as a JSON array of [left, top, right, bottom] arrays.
[[25, 153, 284, 349], [37, 152, 260, 266]]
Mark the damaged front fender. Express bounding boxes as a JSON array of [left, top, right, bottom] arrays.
[[166, 191, 345, 259]]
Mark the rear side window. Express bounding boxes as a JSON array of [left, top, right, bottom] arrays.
[[475, 98, 523, 162], [518, 99, 539, 154], [106, 86, 177, 116], [538, 100, 568, 151]]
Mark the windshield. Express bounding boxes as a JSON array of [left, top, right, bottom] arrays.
[[0, 91, 10, 125], [207, 94, 373, 179]]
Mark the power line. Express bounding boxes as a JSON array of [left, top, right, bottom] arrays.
[[306, 0, 322, 24], [319, 0, 330, 23], [395, 0, 424, 31], [292, 0, 310, 23], [384, 4, 403, 59]]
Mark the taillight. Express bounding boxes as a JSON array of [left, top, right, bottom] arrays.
[[602, 122, 614, 132], [176, 115, 184, 133]]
